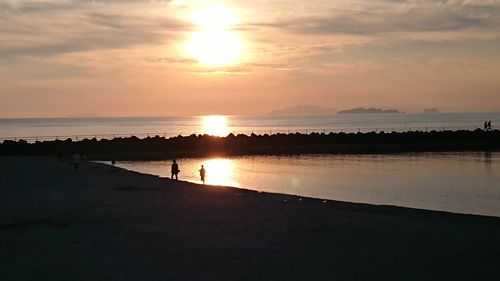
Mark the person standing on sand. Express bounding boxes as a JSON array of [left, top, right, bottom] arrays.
[[199, 165, 206, 184], [484, 121, 488, 131], [171, 159, 180, 180], [488, 121, 492, 131], [72, 153, 80, 172]]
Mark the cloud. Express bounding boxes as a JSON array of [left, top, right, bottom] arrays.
[[0, 7, 190, 59], [248, 0, 500, 35], [144, 57, 197, 64], [0, 1, 174, 13], [87, 11, 190, 31]]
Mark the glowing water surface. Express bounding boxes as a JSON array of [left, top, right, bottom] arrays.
[[113, 152, 500, 217], [2, 113, 499, 140]]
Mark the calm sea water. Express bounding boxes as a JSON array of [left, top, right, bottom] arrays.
[[4, 113, 499, 216], [1, 112, 499, 140], [112, 153, 500, 217]]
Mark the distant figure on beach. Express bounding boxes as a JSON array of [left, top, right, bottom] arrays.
[[484, 121, 488, 131], [199, 165, 206, 184], [171, 160, 180, 180], [72, 153, 80, 172], [488, 121, 492, 131]]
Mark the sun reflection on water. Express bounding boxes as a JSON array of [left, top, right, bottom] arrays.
[[202, 115, 230, 136], [202, 159, 239, 187]]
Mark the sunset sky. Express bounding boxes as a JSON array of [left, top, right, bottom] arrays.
[[1, 0, 500, 117]]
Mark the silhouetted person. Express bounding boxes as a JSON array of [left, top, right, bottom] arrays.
[[72, 153, 80, 172], [199, 165, 206, 184], [488, 121, 492, 131], [484, 121, 488, 131], [171, 159, 179, 180]]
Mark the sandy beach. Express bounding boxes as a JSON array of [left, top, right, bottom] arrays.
[[1, 157, 500, 281]]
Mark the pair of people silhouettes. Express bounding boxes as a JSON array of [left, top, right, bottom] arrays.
[[484, 121, 493, 131], [170, 160, 206, 184]]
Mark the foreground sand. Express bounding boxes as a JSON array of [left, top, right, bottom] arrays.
[[1, 157, 500, 281]]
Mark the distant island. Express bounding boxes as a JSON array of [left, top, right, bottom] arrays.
[[422, 108, 440, 113], [270, 105, 335, 116], [338, 107, 400, 114]]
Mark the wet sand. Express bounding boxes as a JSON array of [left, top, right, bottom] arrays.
[[1, 157, 500, 281]]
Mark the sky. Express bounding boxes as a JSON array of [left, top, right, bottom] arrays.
[[1, 0, 500, 117]]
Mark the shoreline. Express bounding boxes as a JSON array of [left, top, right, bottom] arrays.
[[106, 151, 500, 218], [2, 156, 500, 280], [112, 158, 500, 219]]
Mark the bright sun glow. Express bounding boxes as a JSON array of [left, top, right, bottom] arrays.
[[186, 5, 244, 66], [191, 5, 238, 30], [203, 115, 230, 137], [203, 159, 239, 187]]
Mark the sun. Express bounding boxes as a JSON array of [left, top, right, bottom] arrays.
[[186, 31, 243, 66], [185, 5, 245, 67]]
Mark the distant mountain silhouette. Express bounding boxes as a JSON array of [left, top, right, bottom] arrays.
[[422, 108, 440, 113], [338, 107, 400, 114], [270, 105, 336, 116]]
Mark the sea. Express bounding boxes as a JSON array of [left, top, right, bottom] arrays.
[[2, 112, 500, 217], [113, 152, 500, 217], [0, 112, 499, 141]]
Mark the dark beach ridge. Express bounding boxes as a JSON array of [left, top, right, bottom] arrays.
[[1, 157, 500, 281], [1, 129, 499, 160]]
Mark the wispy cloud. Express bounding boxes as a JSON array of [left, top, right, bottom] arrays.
[[248, 0, 500, 35], [0, 3, 189, 59], [1, 1, 174, 13], [144, 57, 197, 64]]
